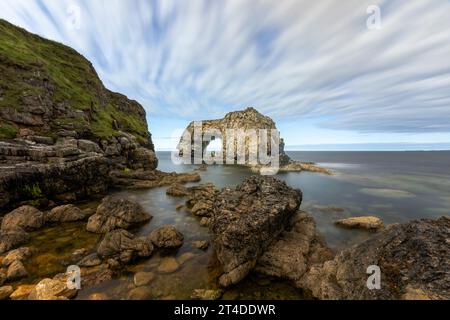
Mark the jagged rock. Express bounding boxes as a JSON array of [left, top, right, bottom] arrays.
[[2, 247, 36, 267], [0, 285, 13, 300], [45, 204, 86, 224], [300, 217, 450, 300], [6, 260, 28, 280], [87, 197, 152, 233], [9, 284, 35, 300], [335, 216, 384, 230], [210, 176, 302, 287], [166, 184, 190, 197], [186, 184, 219, 217], [97, 229, 154, 264], [149, 225, 184, 249], [1, 206, 45, 232], [0, 230, 30, 255], [200, 217, 211, 227], [255, 212, 333, 282], [134, 272, 155, 287], [192, 240, 209, 251], [28, 278, 77, 300], [191, 289, 223, 300]]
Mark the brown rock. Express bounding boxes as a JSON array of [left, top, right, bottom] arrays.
[[1, 206, 45, 232], [157, 257, 179, 274], [0, 285, 13, 300], [6, 260, 28, 281], [46, 204, 86, 224], [10, 284, 35, 300], [335, 216, 384, 230], [134, 272, 155, 287], [28, 278, 77, 300], [149, 225, 184, 249]]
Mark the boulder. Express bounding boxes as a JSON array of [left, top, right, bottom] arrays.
[[191, 289, 223, 300], [9, 284, 35, 300], [134, 272, 155, 287], [77, 253, 102, 267], [87, 197, 152, 233], [46, 205, 86, 224], [210, 176, 302, 287], [335, 216, 384, 230], [166, 184, 190, 197], [255, 212, 333, 282], [149, 225, 184, 249], [300, 217, 450, 300], [6, 260, 28, 281], [2, 247, 36, 267], [0, 286, 13, 300], [28, 278, 77, 300], [0, 230, 31, 254], [97, 229, 154, 264], [186, 184, 218, 217], [1, 206, 45, 232]]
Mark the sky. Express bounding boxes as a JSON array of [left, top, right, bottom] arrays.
[[1, 0, 450, 150]]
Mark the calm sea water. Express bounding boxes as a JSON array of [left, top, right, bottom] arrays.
[[70, 151, 450, 299]]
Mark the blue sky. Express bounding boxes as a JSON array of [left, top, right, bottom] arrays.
[[1, 0, 450, 150]]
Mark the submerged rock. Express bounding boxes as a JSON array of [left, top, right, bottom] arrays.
[[191, 289, 223, 300], [77, 253, 102, 267], [210, 176, 302, 287], [157, 257, 180, 274], [87, 197, 152, 233], [300, 217, 450, 300], [97, 229, 154, 264], [166, 184, 190, 197], [1, 206, 45, 232], [149, 225, 184, 249], [45, 204, 86, 224], [335, 216, 384, 230], [192, 240, 209, 251], [134, 271, 155, 287]]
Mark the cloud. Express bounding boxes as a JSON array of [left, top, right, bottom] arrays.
[[1, 0, 450, 133]]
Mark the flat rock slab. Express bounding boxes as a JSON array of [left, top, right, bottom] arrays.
[[335, 216, 384, 230], [210, 176, 302, 287]]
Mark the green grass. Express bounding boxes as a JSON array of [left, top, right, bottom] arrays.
[[0, 19, 150, 143], [24, 183, 43, 199], [0, 121, 18, 139]]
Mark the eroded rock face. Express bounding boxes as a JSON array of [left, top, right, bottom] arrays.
[[87, 197, 152, 233], [210, 176, 302, 287], [149, 225, 184, 249], [255, 212, 333, 283], [97, 229, 154, 264], [300, 217, 450, 300], [1, 206, 45, 232]]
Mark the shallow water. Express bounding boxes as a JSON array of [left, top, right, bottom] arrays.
[[8, 151, 450, 300]]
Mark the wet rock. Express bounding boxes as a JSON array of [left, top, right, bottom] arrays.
[[300, 217, 450, 300], [134, 271, 155, 287], [186, 184, 218, 217], [81, 267, 113, 287], [0, 270, 5, 286], [87, 197, 152, 233], [1, 206, 45, 232], [175, 204, 184, 210], [0, 285, 13, 300], [9, 284, 35, 300], [6, 260, 28, 281], [28, 278, 77, 300], [191, 289, 223, 300], [255, 212, 333, 282], [210, 176, 302, 287], [157, 257, 180, 274], [166, 184, 190, 197], [200, 217, 211, 227], [192, 240, 209, 251], [77, 253, 102, 267], [149, 225, 184, 249], [178, 252, 197, 265], [97, 229, 154, 264], [46, 204, 86, 224], [0, 229, 30, 254], [335, 216, 384, 230], [88, 293, 109, 300], [2, 247, 36, 267]]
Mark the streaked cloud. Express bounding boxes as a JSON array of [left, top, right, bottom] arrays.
[[1, 0, 450, 134]]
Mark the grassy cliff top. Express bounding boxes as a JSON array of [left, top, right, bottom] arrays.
[[0, 19, 152, 146]]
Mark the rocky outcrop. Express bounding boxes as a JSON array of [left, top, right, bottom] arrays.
[[335, 216, 384, 230], [255, 212, 333, 283], [97, 229, 154, 264], [210, 176, 302, 287], [1, 205, 44, 231], [149, 225, 184, 249], [300, 217, 450, 300], [87, 197, 152, 234]]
